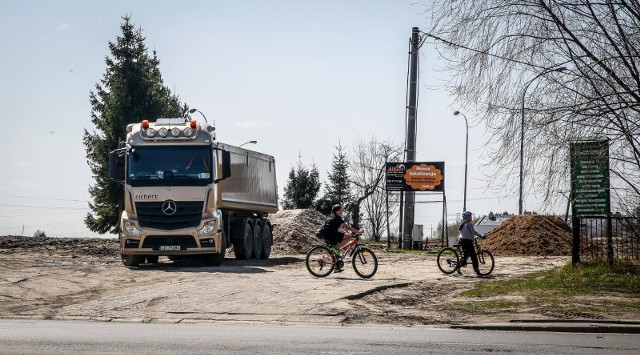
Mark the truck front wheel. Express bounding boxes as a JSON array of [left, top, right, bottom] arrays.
[[202, 235, 226, 266], [121, 254, 143, 267]]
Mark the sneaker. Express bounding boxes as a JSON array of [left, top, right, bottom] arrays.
[[330, 247, 340, 256], [333, 268, 343, 273], [460, 260, 468, 267]]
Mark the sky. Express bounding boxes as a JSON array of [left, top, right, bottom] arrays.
[[0, 0, 537, 239]]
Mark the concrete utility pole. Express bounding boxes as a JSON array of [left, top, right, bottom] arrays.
[[402, 27, 420, 250]]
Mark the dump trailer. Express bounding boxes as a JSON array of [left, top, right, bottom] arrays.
[[109, 116, 278, 267]]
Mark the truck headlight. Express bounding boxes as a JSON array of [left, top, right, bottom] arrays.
[[147, 128, 156, 137], [197, 220, 216, 235], [159, 128, 168, 137], [124, 221, 141, 236], [171, 127, 180, 137]]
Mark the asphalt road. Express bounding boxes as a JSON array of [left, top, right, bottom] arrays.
[[1, 320, 639, 354]]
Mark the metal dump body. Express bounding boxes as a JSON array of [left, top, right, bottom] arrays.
[[216, 143, 278, 214]]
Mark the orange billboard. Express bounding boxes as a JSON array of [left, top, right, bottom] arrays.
[[385, 162, 445, 192]]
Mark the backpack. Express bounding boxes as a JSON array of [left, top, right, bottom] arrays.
[[315, 223, 328, 239], [315, 217, 332, 240]]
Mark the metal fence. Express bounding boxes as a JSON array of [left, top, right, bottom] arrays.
[[575, 215, 640, 263]]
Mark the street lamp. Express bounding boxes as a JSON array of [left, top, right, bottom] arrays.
[[519, 66, 567, 214], [185, 108, 208, 123], [239, 140, 257, 148], [453, 110, 469, 212]]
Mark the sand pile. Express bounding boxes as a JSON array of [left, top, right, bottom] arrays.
[[270, 209, 328, 255], [482, 215, 572, 256]]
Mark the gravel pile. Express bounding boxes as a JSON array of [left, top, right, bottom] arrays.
[[482, 215, 572, 256], [270, 209, 328, 255]]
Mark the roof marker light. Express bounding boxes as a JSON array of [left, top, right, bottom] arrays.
[[142, 120, 149, 129], [190, 119, 197, 128], [171, 127, 180, 137], [158, 127, 168, 137]]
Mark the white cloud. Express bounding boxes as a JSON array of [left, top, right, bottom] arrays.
[[17, 161, 34, 169], [234, 121, 271, 129], [57, 22, 70, 31]]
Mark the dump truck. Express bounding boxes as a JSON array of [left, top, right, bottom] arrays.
[[109, 115, 278, 267]]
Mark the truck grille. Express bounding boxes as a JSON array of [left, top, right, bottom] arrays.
[[142, 235, 198, 250], [135, 201, 204, 230]]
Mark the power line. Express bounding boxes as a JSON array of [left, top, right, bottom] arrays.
[[0, 193, 87, 203], [0, 203, 89, 210], [0, 210, 88, 218]]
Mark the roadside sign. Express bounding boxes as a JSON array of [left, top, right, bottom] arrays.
[[385, 162, 445, 192], [570, 140, 610, 216]]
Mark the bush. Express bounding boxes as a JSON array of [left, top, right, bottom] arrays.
[[33, 230, 47, 238]]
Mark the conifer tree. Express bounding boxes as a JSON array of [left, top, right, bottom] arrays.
[[282, 158, 321, 210], [83, 16, 186, 233], [325, 141, 352, 207]]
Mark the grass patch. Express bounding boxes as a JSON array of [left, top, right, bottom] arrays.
[[461, 259, 640, 298], [450, 259, 640, 318]]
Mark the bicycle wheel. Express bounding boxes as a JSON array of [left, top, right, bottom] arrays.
[[476, 250, 495, 276], [352, 247, 378, 279], [305, 245, 335, 277], [436, 247, 459, 274]]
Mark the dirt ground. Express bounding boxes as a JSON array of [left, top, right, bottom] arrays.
[[2, 209, 637, 326], [0, 235, 581, 326]]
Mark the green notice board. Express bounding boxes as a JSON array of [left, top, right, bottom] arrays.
[[570, 140, 610, 216]]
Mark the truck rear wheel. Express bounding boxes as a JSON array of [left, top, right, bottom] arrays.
[[253, 221, 263, 259], [262, 222, 272, 259], [121, 254, 143, 267], [233, 218, 253, 260]]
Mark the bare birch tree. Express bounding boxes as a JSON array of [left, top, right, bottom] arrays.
[[349, 137, 403, 241], [424, 0, 640, 213]]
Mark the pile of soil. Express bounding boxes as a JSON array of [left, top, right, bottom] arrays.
[[0, 236, 119, 258], [270, 209, 327, 255], [482, 215, 572, 256]]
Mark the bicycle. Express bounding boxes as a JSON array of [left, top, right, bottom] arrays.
[[305, 232, 378, 278], [436, 236, 494, 276]]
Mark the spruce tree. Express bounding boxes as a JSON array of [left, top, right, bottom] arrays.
[[83, 16, 186, 234], [282, 159, 321, 209], [324, 141, 352, 207]]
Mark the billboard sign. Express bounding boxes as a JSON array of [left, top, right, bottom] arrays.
[[570, 140, 610, 216], [385, 162, 445, 192]]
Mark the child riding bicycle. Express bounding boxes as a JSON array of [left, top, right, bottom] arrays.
[[324, 204, 363, 272], [459, 210, 486, 276]]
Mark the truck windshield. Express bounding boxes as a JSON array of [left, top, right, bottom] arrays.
[[127, 146, 213, 187]]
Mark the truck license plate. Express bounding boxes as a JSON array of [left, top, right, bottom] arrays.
[[159, 245, 181, 251]]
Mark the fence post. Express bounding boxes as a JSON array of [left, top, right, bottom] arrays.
[[607, 213, 613, 266], [572, 216, 580, 266]]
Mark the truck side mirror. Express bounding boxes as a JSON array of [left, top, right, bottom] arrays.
[[109, 150, 125, 184], [216, 150, 232, 183], [109, 151, 119, 181]]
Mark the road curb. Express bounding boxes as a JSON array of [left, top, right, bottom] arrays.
[[451, 321, 640, 334]]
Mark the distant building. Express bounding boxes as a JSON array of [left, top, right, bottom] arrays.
[[475, 211, 511, 234]]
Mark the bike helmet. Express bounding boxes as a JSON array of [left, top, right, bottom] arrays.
[[462, 211, 472, 219]]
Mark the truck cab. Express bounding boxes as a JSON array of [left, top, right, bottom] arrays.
[[110, 117, 231, 267]]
